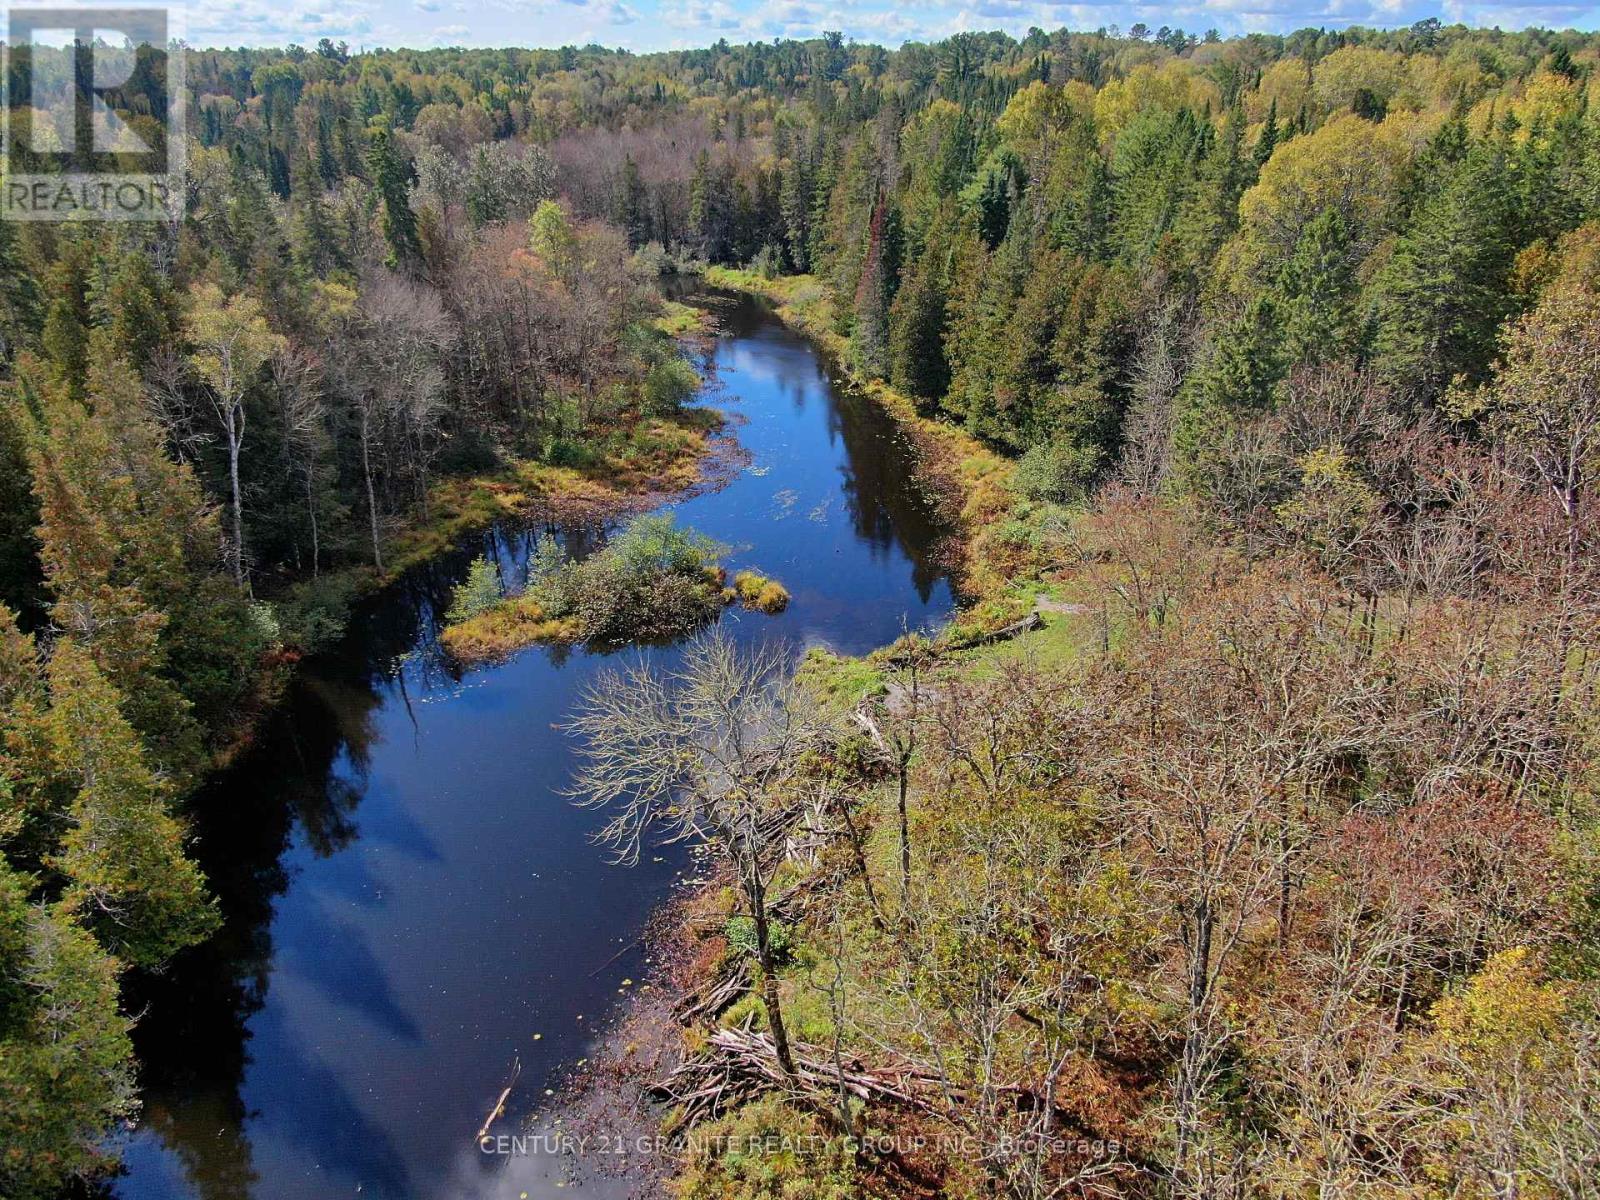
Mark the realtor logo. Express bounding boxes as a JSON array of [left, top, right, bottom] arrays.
[[1, 5, 184, 220]]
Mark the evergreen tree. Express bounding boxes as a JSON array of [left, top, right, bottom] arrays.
[[368, 124, 422, 271], [612, 154, 649, 248], [778, 147, 812, 271], [1172, 296, 1284, 487], [1253, 99, 1280, 167], [44, 642, 220, 969], [888, 232, 951, 404], [1372, 138, 1519, 399], [289, 153, 341, 279], [0, 861, 137, 1200], [1277, 206, 1361, 365], [0, 221, 41, 365], [11, 360, 264, 778]]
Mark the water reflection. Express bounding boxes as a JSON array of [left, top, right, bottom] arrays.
[[109, 290, 957, 1200]]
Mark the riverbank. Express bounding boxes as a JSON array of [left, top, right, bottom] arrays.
[[511, 282, 1099, 1200], [213, 403, 730, 769], [534, 603, 1100, 1199], [111, 285, 966, 1200], [704, 268, 1021, 608]]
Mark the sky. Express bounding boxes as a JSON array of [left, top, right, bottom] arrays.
[[171, 0, 1600, 53]]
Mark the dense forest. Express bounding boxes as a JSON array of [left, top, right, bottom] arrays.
[[3, 15, 1600, 1199]]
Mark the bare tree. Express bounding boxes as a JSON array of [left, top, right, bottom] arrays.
[[183, 282, 286, 587], [328, 270, 456, 572], [563, 631, 833, 1076], [270, 345, 328, 575]]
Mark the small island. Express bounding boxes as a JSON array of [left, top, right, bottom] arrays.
[[439, 514, 790, 664]]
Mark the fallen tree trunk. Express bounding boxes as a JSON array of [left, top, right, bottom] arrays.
[[949, 610, 1043, 648]]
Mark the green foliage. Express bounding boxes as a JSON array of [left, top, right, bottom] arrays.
[[45, 645, 220, 969], [1172, 296, 1285, 491], [445, 555, 502, 625], [1013, 438, 1100, 504], [643, 358, 700, 416], [673, 1096, 857, 1200], [368, 123, 422, 269], [527, 514, 727, 644], [1276, 206, 1361, 365], [1371, 134, 1520, 394], [726, 914, 793, 963], [0, 866, 136, 1200]]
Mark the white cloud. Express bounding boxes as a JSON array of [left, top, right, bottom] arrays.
[[181, 0, 1600, 52]]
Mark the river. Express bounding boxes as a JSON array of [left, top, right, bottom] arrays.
[[107, 290, 957, 1200]]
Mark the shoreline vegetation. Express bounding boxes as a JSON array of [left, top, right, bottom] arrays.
[[9, 20, 1600, 1200], [706, 268, 1019, 610], [704, 269, 1077, 649], [214, 303, 726, 760], [439, 512, 793, 664]]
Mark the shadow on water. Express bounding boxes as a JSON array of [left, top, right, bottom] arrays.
[[104, 289, 956, 1200]]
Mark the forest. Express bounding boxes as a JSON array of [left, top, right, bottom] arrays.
[[2, 14, 1600, 1200]]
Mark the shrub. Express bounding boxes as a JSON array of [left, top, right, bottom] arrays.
[[445, 555, 502, 625], [748, 242, 784, 279], [274, 571, 363, 653], [541, 435, 598, 469], [1013, 438, 1101, 504], [644, 358, 701, 415], [725, 914, 792, 963], [530, 514, 725, 644], [609, 513, 719, 578]]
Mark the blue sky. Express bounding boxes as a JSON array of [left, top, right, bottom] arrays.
[[179, 0, 1600, 52]]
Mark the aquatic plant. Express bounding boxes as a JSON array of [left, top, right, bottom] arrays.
[[732, 570, 791, 614]]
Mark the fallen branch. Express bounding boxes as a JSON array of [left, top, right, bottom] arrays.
[[473, 1057, 522, 1145], [651, 1026, 942, 1132], [675, 956, 751, 1024]]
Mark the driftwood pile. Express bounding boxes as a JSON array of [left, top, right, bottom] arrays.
[[651, 1025, 942, 1133], [674, 956, 751, 1023]]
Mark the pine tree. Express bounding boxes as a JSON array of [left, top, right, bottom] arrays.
[[11, 360, 263, 778], [612, 154, 648, 248], [0, 861, 137, 1200], [1253, 99, 1279, 167], [289, 153, 341, 279], [368, 124, 422, 271], [38, 241, 94, 399], [89, 250, 173, 373], [1172, 296, 1284, 488], [0, 220, 41, 365], [888, 232, 951, 404], [778, 148, 812, 271], [1277, 206, 1360, 365], [1372, 137, 1518, 400], [44, 642, 220, 969]]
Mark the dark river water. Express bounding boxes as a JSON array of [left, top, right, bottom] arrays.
[[107, 291, 956, 1200]]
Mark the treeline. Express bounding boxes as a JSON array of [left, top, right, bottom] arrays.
[[0, 34, 698, 1200], [4, 17, 1600, 1197]]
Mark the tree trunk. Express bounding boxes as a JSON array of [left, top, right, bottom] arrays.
[[897, 752, 912, 916], [305, 469, 320, 577], [747, 870, 796, 1076], [226, 409, 246, 589], [360, 406, 384, 575], [1174, 898, 1215, 1184]]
